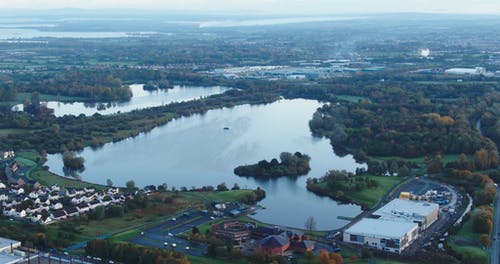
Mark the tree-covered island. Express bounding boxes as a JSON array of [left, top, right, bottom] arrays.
[[234, 152, 310, 178]]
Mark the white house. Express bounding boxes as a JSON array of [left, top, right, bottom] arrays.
[[50, 202, 63, 210]]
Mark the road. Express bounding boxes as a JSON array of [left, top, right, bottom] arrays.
[[490, 186, 500, 264]]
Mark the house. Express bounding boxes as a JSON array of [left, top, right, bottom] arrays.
[[39, 215, 52, 224], [50, 202, 63, 210], [29, 214, 42, 223], [0, 191, 8, 201], [1, 150, 15, 159], [290, 240, 315, 253], [0, 182, 6, 189], [48, 192, 59, 201], [51, 210, 67, 220], [89, 200, 100, 210], [107, 188, 120, 195], [259, 235, 290, 255], [14, 209, 26, 218], [252, 226, 283, 240], [65, 207, 79, 217], [10, 188, 24, 195], [77, 203, 90, 213]]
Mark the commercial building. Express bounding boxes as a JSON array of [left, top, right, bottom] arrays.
[[344, 199, 439, 254], [373, 198, 439, 230], [343, 218, 419, 254], [0, 237, 21, 253], [445, 67, 486, 75], [0, 237, 23, 264]]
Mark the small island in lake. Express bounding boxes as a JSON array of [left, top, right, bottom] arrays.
[[234, 152, 311, 178]]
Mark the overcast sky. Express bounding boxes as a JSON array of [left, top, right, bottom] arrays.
[[1, 0, 499, 14]]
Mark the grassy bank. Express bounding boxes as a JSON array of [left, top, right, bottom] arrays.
[[308, 174, 404, 209], [448, 207, 491, 264], [15, 150, 107, 190]]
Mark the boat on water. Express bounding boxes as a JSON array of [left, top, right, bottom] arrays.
[[223, 127, 230, 130]]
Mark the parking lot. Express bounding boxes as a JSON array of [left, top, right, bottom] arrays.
[[398, 178, 463, 255], [130, 211, 212, 256]]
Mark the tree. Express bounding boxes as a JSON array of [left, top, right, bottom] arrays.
[[480, 234, 491, 248], [216, 182, 228, 192], [474, 149, 490, 171], [91, 206, 105, 220], [106, 179, 113, 187], [126, 180, 136, 190], [62, 151, 85, 172], [304, 216, 317, 235], [398, 165, 410, 177], [231, 183, 240, 190]]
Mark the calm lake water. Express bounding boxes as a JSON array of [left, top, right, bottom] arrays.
[[45, 98, 364, 230], [12, 84, 228, 117]]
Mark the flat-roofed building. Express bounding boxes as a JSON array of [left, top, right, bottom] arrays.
[[0, 237, 21, 253], [343, 218, 419, 254], [0, 237, 23, 264], [374, 198, 439, 230], [344, 199, 439, 254]]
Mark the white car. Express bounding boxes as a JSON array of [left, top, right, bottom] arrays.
[[168, 232, 173, 237], [185, 246, 190, 250]]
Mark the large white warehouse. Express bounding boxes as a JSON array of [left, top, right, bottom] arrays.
[[445, 67, 486, 75], [344, 199, 439, 254]]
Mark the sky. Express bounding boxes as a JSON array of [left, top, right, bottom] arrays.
[[0, 0, 499, 15]]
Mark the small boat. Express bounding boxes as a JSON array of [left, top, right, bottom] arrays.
[[223, 127, 230, 130]]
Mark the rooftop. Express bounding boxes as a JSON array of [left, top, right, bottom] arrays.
[[0, 252, 23, 264], [345, 218, 418, 239], [0, 237, 21, 251], [374, 198, 439, 219]]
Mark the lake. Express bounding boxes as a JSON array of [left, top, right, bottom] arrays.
[[45, 99, 365, 230], [12, 84, 229, 117]]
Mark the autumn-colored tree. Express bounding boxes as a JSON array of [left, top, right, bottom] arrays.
[[474, 149, 490, 170], [480, 234, 492, 247], [318, 250, 336, 264], [329, 252, 343, 264]]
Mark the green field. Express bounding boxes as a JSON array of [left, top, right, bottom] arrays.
[[347, 175, 404, 208], [313, 174, 404, 209], [337, 95, 367, 103], [0, 93, 87, 107], [448, 207, 491, 264]]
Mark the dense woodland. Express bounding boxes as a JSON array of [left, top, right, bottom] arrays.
[[308, 79, 499, 160]]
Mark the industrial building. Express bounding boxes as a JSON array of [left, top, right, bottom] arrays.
[[344, 199, 439, 254], [373, 198, 439, 230], [0, 237, 23, 264], [445, 67, 486, 75], [343, 218, 419, 254]]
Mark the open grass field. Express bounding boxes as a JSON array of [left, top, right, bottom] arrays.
[[372, 154, 465, 167], [313, 174, 404, 209], [448, 207, 491, 264], [448, 239, 490, 264], [346, 175, 404, 208], [337, 95, 367, 103]]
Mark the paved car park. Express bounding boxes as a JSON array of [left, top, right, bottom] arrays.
[[130, 211, 212, 256]]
